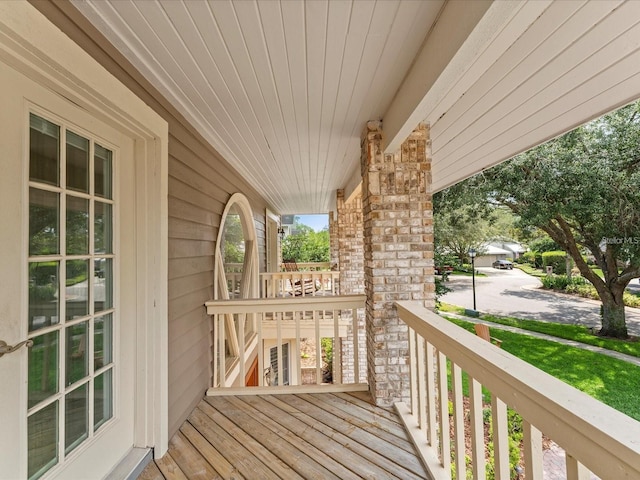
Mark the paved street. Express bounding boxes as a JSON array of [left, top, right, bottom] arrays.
[[441, 267, 640, 336]]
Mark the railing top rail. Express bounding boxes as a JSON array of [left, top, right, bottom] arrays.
[[206, 294, 365, 315], [261, 271, 339, 278], [395, 300, 640, 477]]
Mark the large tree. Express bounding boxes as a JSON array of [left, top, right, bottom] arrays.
[[434, 192, 520, 264], [434, 205, 493, 264], [463, 102, 640, 338]]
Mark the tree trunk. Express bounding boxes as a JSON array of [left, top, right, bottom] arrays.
[[599, 289, 628, 338]]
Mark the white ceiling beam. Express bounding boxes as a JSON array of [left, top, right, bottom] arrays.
[[382, 0, 547, 154]]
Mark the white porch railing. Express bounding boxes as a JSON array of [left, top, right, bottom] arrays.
[[260, 271, 339, 297], [395, 301, 640, 480], [205, 295, 366, 393], [289, 261, 331, 271]]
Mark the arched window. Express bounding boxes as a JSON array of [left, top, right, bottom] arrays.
[[214, 193, 259, 301], [213, 193, 259, 385]]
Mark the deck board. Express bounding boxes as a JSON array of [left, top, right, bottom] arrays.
[[154, 452, 188, 480], [140, 391, 430, 480]]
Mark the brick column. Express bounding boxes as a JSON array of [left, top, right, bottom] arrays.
[[334, 189, 366, 383], [328, 211, 339, 272], [361, 121, 434, 407], [336, 189, 364, 295]]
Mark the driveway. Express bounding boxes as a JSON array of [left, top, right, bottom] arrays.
[[441, 267, 640, 336]]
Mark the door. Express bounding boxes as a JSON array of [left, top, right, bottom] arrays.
[[0, 61, 137, 479]]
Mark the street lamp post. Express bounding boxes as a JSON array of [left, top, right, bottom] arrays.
[[469, 248, 477, 311]]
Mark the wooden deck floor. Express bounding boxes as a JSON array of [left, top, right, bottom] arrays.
[[139, 391, 430, 479]]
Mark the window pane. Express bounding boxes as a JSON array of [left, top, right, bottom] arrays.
[[28, 331, 59, 408], [66, 196, 88, 255], [66, 260, 89, 320], [29, 188, 59, 256], [94, 202, 112, 254], [29, 262, 59, 333], [65, 384, 88, 455], [30, 114, 60, 186], [28, 401, 58, 480], [94, 258, 113, 313], [94, 314, 112, 369], [94, 369, 113, 431], [66, 131, 89, 193], [66, 322, 88, 386], [94, 144, 112, 199]]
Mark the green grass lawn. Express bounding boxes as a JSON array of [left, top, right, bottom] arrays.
[[439, 303, 640, 358], [515, 263, 547, 277], [445, 316, 640, 421]]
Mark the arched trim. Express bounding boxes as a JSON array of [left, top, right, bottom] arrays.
[[214, 192, 259, 300]]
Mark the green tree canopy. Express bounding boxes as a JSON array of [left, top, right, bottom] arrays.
[[282, 218, 329, 263], [445, 101, 640, 337]]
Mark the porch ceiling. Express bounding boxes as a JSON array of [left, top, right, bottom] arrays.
[[71, 0, 640, 214]]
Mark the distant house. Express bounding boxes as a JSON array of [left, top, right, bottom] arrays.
[[495, 241, 527, 260], [475, 244, 512, 267], [475, 241, 526, 267]]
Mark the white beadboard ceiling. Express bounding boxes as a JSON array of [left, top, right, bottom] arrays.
[[72, 0, 640, 214]]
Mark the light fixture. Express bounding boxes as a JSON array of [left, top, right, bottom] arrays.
[[469, 248, 477, 311], [277, 227, 285, 240]]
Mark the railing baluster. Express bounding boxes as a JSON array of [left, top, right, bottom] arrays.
[[257, 311, 264, 386], [523, 420, 543, 480], [416, 335, 427, 432], [315, 310, 322, 384], [295, 310, 301, 386], [426, 342, 437, 446], [437, 351, 451, 472], [352, 307, 359, 383], [238, 314, 245, 382], [219, 312, 226, 387], [469, 377, 485, 480], [333, 308, 341, 385], [566, 452, 590, 480], [409, 328, 418, 418], [212, 314, 218, 387], [452, 363, 465, 480], [276, 312, 283, 386], [492, 395, 509, 480]]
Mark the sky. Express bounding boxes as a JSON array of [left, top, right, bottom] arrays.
[[297, 214, 329, 232]]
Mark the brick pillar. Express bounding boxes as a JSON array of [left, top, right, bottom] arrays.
[[336, 189, 364, 295], [329, 211, 339, 272], [361, 121, 434, 407], [335, 189, 367, 383]]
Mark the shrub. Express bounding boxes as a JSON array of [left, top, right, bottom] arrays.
[[522, 250, 544, 268], [541, 275, 586, 291], [542, 250, 569, 274], [544, 278, 640, 308], [624, 292, 640, 308], [564, 280, 594, 296], [521, 251, 534, 263]]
